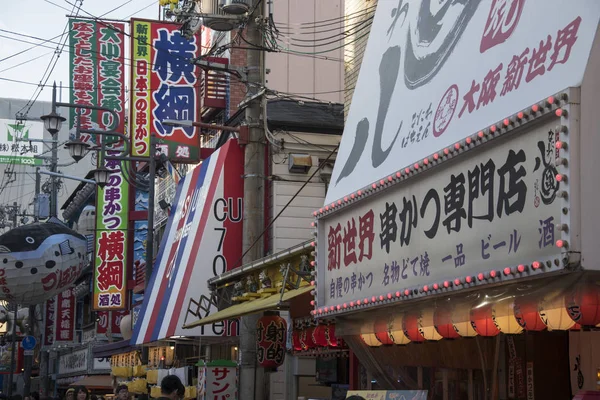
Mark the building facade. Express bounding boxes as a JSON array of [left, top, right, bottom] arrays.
[[315, 1, 600, 399]]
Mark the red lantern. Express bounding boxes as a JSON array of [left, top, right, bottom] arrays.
[[313, 325, 329, 347], [565, 282, 600, 327], [514, 299, 546, 331], [403, 314, 425, 343], [434, 307, 460, 339], [256, 315, 287, 368], [300, 327, 316, 349], [374, 320, 394, 345], [470, 305, 500, 337], [292, 330, 303, 351], [325, 325, 338, 347]]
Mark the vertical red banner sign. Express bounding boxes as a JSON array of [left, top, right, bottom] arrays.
[[96, 310, 126, 335], [55, 289, 75, 342], [43, 297, 56, 347]]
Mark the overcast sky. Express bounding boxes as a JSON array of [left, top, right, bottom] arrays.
[[0, 0, 159, 106]]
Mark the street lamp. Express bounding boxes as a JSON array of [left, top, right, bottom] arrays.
[[40, 111, 66, 136], [64, 138, 91, 162], [91, 166, 112, 188]]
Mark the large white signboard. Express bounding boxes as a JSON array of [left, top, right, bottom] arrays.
[[326, 0, 600, 203], [0, 119, 43, 166], [318, 118, 567, 309], [58, 348, 88, 375]]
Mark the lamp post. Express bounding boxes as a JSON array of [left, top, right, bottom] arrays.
[[38, 83, 158, 394], [44, 83, 156, 284]]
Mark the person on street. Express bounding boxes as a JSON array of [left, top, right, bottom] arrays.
[[73, 386, 88, 400], [64, 388, 74, 400], [158, 375, 184, 400], [115, 385, 128, 400]]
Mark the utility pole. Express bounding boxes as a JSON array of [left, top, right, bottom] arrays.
[[50, 131, 58, 218], [34, 168, 41, 222], [10, 202, 17, 229], [7, 306, 17, 398], [240, 1, 266, 399]]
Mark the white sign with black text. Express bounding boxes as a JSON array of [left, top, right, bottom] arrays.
[[318, 118, 566, 309]]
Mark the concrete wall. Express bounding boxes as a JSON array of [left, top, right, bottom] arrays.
[[228, 0, 345, 117], [344, 0, 377, 120], [265, 0, 345, 104], [269, 130, 340, 253]]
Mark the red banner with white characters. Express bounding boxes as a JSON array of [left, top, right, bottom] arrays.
[[43, 296, 56, 346], [96, 310, 126, 335], [55, 289, 75, 342]]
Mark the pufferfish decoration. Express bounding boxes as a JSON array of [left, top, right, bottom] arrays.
[[0, 222, 88, 305]]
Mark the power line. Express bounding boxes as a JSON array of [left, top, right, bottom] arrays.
[[0, 52, 54, 74], [16, 0, 83, 118], [0, 32, 65, 63], [274, 3, 377, 28], [228, 143, 339, 271]]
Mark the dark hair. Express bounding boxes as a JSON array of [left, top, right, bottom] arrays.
[[116, 385, 128, 394], [161, 375, 185, 397], [31, 394, 39, 400], [10, 395, 23, 400], [73, 386, 88, 400]]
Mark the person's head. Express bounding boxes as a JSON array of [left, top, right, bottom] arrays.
[[30, 393, 39, 400], [160, 375, 184, 400], [116, 385, 128, 400], [65, 389, 75, 400], [73, 386, 88, 400]]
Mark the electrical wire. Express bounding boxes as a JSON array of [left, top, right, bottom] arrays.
[[275, 16, 373, 41], [16, 0, 83, 118], [0, 28, 191, 78], [229, 143, 339, 272], [0, 33, 65, 63], [273, 3, 377, 28], [274, 16, 373, 48], [0, 51, 54, 74], [0, 1, 83, 198]]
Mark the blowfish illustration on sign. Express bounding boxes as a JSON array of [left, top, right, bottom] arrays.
[[0, 222, 87, 305], [336, 0, 481, 184]]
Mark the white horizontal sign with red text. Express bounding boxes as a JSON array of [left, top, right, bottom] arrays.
[[326, 0, 600, 203]]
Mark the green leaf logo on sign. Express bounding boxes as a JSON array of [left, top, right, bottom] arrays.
[[7, 124, 29, 142]]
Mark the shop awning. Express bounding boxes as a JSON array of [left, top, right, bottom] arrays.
[[183, 285, 313, 329], [69, 375, 112, 389], [92, 339, 137, 358]]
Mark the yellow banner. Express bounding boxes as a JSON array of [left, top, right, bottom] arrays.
[[130, 20, 152, 157]]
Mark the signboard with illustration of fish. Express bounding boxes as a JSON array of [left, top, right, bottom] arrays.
[[326, 0, 600, 203], [0, 222, 87, 305]]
